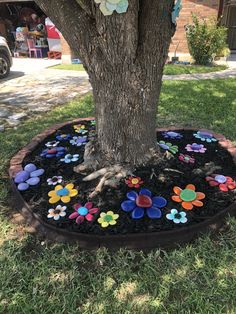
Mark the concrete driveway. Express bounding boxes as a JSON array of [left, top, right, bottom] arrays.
[[0, 58, 90, 131]]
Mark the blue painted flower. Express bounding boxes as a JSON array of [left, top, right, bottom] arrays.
[[193, 131, 217, 143], [166, 209, 187, 224], [56, 134, 71, 141], [70, 136, 88, 147], [121, 189, 167, 219], [60, 154, 79, 164], [162, 131, 183, 140], [40, 147, 66, 158]]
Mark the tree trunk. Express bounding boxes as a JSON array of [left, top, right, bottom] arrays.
[[35, 0, 176, 166]]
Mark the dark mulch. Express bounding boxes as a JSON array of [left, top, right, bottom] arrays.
[[21, 121, 236, 235]]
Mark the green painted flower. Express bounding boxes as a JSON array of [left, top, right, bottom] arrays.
[[158, 141, 179, 154], [94, 0, 129, 16]]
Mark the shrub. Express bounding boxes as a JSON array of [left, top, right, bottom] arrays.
[[186, 15, 228, 65]]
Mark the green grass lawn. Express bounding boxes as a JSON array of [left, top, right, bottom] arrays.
[[1, 78, 236, 313], [51, 63, 227, 75]]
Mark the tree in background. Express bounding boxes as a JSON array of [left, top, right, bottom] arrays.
[[35, 0, 180, 190]]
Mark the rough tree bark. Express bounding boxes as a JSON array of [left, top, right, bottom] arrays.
[[35, 0, 176, 167]]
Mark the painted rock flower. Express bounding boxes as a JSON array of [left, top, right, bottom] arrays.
[[206, 174, 236, 192], [178, 153, 195, 164], [121, 189, 167, 219], [172, 184, 205, 210], [47, 205, 67, 221], [14, 163, 45, 191], [70, 136, 88, 147], [97, 211, 119, 228], [74, 124, 88, 135], [193, 131, 217, 143], [45, 141, 59, 148], [69, 202, 99, 224], [162, 131, 183, 140], [185, 143, 206, 153], [40, 147, 66, 158], [125, 176, 144, 188], [60, 154, 79, 164], [48, 184, 78, 204], [172, 0, 182, 24], [91, 120, 96, 126], [166, 209, 187, 224], [47, 176, 63, 186], [56, 134, 71, 141], [158, 141, 178, 154], [94, 0, 129, 16]]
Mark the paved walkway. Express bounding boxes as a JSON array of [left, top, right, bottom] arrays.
[[0, 55, 235, 132], [0, 58, 91, 131]]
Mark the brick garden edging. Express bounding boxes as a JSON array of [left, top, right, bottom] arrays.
[[9, 119, 236, 250]]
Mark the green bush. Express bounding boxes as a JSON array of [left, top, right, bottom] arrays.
[[186, 15, 228, 65]]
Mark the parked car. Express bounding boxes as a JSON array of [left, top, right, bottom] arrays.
[[0, 36, 13, 79]]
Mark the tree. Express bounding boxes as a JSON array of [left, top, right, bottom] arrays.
[[35, 0, 178, 186]]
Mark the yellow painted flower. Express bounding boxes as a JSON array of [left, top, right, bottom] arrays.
[[74, 124, 86, 130], [98, 211, 119, 228], [48, 184, 78, 204]]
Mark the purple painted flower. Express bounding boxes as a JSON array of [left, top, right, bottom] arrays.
[[14, 163, 44, 191], [70, 136, 88, 147], [162, 131, 183, 140], [121, 189, 167, 219], [185, 143, 207, 153], [40, 147, 66, 158]]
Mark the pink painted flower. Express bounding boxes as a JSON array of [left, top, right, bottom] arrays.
[[206, 174, 236, 192], [69, 202, 99, 224], [178, 154, 195, 164], [185, 143, 206, 153]]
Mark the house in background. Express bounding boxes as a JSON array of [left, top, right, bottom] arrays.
[[170, 0, 236, 56], [0, 0, 235, 63]]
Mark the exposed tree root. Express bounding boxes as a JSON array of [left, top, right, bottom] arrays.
[[84, 165, 132, 198]]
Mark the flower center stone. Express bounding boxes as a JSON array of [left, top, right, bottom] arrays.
[[54, 209, 61, 214], [215, 175, 227, 184], [78, 207, 89, 216], [180, 189, 196, 202], [191, 144, 201, 150], [104, 215, 113, 222], [56, 188, 69, 196], [48, 149, 57, 154], [131, 178, 139, 184], [136, 195, 152, 208], [167, 132, 178, 138], [199, 131, 212, 139]]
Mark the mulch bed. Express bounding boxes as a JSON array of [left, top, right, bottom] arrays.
[[10, 119, 236, 239]]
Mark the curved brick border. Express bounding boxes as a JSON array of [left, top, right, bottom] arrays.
[[9, 118, 236, 250]]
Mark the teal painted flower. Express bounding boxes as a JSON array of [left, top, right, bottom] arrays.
[[166, 209, 187, 224], [94, 0, 129, 16], [158, 141, 179, 154], [172, 0, 182, 24], [193, 131, 217, 143]]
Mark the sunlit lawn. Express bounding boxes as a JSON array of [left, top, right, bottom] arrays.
[[0, 78, 236, 313], [51, 63, 227, 75]]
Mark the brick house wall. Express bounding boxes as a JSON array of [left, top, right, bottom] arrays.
[[170, 0, 220, 54]]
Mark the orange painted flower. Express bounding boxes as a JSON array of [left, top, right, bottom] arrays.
[[125, 176, 144, 188], [171, 184, 205, 210]]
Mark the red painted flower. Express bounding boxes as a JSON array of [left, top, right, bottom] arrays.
[[125, 176, 144, 188], [206, 174, 236, 192], [69, 202, 99, 224]]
